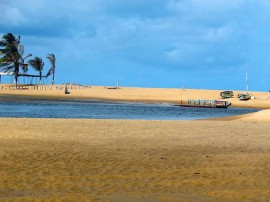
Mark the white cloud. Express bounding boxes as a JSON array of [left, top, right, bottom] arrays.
[[1, 0, 270, 89]]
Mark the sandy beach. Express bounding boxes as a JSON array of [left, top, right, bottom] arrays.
[[1, 84, 270, 108], [0, 85, 270, 201]]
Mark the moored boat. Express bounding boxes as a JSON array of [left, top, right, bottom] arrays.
[[238, 72, 252, 101], [220, 91, 234, 99], [238, 93, 251, 101]]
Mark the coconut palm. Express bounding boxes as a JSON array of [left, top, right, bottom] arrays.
[[28, 57, 44, 85], [45, 53, 56, 85], [0, 33, 31, 87]]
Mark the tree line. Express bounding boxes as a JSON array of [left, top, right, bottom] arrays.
[[0, 33, 56, 87]]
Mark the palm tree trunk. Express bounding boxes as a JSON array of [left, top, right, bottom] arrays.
[[14, 64, 19, 88], [39, 72, 42, 85], [15, 75, 18, 88], [52, 72, 55, 85], [14, 70, 18, 88]]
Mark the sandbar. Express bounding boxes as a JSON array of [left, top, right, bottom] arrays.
[[1, 84, 270, 108]]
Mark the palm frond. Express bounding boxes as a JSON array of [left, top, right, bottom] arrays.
[[21, 63, 29, 73], [46, 69, 52, 77], [19, 45, 24, 56], [28, 57, 44, 72], [0, 33, 18, 48], [46, 53, 55, 67], [0, 33, 30, 86], [0, 58, 12, 67], [46, 53, 56, 78], [2, 65, 15, 73]]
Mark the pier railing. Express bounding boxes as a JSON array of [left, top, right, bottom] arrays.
[[179, 99, 230, 108]]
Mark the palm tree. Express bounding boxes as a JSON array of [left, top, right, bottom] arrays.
[[0, 33, 31, 87], [28, 57, 44, 85], [45, 53, 56, 85]]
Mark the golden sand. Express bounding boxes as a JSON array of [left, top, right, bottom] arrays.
[[0, 85, 270, 201], [0, 117, 270, 201], [1, 84, 270, 108]]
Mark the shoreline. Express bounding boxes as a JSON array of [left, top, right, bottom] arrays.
[[0, 93, 178, 106], [1, 84, 270, 121], [0, 93, 266, 122], [1, 84, 270, 109], [0, 94, 269, 111]]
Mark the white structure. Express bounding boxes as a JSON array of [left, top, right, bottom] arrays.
[[0, 72, 14, 83]]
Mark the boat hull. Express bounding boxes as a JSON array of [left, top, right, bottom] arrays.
[[175, 105, 229, 109], [176, 100, 231, 109]]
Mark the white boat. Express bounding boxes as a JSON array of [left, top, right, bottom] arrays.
[[239, 72, 251, 101]]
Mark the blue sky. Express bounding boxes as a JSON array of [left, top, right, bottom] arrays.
[[1, 0, 270, 91]]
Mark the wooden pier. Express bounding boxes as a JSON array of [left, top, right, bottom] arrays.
[[176, 99, 231, 108]]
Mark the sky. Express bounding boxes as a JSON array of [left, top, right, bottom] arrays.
[[0, 0, 270, 91]]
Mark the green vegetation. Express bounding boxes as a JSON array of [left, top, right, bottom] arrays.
[[0, 33, 56, 86], [0, 33, 31, 87], [28, 57, 44, 85]]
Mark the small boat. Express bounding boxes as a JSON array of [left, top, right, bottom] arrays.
[[220, 91, 234, 99], [238, 72, 251, 101], [239, 93, 251, 101], [177, 99, 231, 108]]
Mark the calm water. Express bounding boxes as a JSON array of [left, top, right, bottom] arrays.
[[0, 100, 259, 120]]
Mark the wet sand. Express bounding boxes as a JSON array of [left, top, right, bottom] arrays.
[[0, 85, 270, 201]]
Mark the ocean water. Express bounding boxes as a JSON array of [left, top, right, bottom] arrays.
[[0, 100, 259, 120]]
